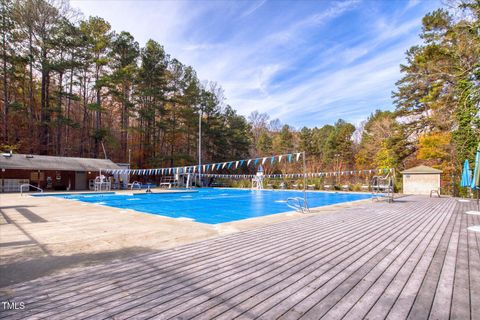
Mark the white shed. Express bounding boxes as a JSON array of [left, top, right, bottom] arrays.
[[401, 165, 442, 195]]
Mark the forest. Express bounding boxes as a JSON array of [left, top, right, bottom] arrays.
[[0, 0, 479, 193]]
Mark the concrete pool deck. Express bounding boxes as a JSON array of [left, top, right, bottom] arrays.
[[1, 195, 478, 319], [0, 190, 370, 287]]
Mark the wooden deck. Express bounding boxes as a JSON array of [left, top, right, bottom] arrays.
[[0, 196, 479, 319]]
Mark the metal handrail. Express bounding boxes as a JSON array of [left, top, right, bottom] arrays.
[[130, 181, 142, 190], [371, 175, 394, 202], [20, 184, 43, 196], [287, 197, 309, 213]]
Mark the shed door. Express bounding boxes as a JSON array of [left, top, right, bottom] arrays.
[[75, 171, 87, 190]]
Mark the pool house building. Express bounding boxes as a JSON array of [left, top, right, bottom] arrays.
[[401, 165, 443, 195], [0, 153, 125, 192]]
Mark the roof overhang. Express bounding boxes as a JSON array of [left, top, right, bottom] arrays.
[[401, 165, 443, 174], [0, 154, 121, 171]]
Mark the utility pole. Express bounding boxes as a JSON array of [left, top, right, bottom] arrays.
[[334, 154, 340, 187]]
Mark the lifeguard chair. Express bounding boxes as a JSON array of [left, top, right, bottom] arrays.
[[252, 165, 264, 190], [94, 175, 111, 191]]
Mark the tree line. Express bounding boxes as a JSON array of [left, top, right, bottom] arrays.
[[0, 0, 251, 168], [0, 0, 479, 191], [249, 1, 479, 188]]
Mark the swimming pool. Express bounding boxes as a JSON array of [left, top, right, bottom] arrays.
[[45, 188, 373, 224]]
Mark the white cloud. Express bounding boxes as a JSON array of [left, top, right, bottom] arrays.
[[265, 0, 360, 47], [240, 0, 267, 18], [70, 0, 204, 50], [70, 0, 439, 127], [407, 0, 421, 10], [191, 17, 423, 126]]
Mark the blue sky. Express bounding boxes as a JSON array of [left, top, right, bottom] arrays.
[[71, 0, 442, 128]]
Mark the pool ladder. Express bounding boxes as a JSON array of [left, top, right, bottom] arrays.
[[287, 197, 309, 213], [371, 174, 394, 203], [130, 181, 142, 190]]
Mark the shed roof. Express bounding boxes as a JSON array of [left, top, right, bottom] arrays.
[[0, 154, 121, 171], [401, 165, 443, 174]]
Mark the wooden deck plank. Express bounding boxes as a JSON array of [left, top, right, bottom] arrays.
[[321, 199, 453, 320], [13, 206, 376, 298], [428, 201, 463, 320], [253, 200, 444, 318], [406, 199, 460, 320], [232, 201, 437, 320], [8, 208, 378, 303], [1, 196, 478, 320], [2, 202, 402, 318], [211, 201, 435, 320], [6, 213, 333, 296], [166, 201, 436, 320], [10, 204, 396, 319], [7, 210, 341, 295], [20, 208, 390, 312], [386, 202, 458, 320], [450, 202, 471, 320], [467, 205, 480, 320], [359, 201, 454, 320], [87, 202, 416, 320], [275, 200, 446, 320], [4, 210, 367, 314]]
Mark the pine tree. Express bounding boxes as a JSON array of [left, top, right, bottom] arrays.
[[109, 31, 139, 161], [0, 0, 14, 143], [80, 16, 112, 157]]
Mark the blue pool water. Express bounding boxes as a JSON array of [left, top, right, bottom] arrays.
[[42, 188, 374, 224]]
